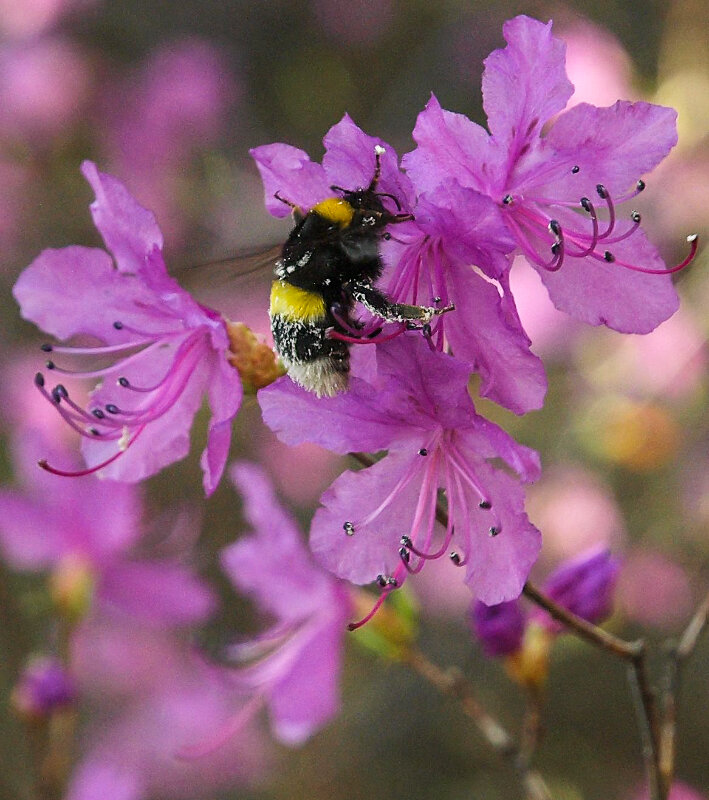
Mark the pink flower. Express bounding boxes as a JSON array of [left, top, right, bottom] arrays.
[[403, 16, 695, 335], [0, 433, 215, 626], [260, 336, 541, 608], [222, 463, 351, 744], [13, 161, 242, 494]]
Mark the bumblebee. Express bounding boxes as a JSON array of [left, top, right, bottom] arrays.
[[269, 147, 449, 397]]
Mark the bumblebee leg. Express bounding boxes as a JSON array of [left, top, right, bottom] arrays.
[[351, 283, 454, 324]]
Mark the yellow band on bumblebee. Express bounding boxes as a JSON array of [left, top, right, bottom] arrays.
[[312, 197, 355, 227], [270, 280, 327, 322]]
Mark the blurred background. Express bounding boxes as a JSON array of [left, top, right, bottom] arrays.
[[0, 0, 707, 799]]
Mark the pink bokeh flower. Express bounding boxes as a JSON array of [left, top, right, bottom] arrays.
[[222, 463, 351, 744]]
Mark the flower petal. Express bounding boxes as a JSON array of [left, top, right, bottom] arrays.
[[532, 228, 679, 333], [81, 161, 163, 276], [200, 354, 243, 496], [482, 16, 573, 153], [250, 143, 331, 216], [322, 114, 415, 210], [310, 450, 423, 584], [542, 101, 678, 196], [99, 561, 216, 625]]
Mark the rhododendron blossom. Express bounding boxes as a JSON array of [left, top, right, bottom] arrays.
[[260, 336, 542, 611], [403, 15, 696, 334], [13, 161, 243, 494]]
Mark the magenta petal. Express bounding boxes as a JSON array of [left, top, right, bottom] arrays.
[[322, 114, 415, 210], [404, 94, 491, 195], [225, 463, 332, 620], [81, 161, 163, 276], [445, 265, 547, 414], [67, 761, 144, 800], [258, 375, 408, 454], [482, 16, 573, 151], [462, 466, 541, 604], [533, 229, 680, 332], [200, 355, 243, 496], [100, 561, 216, 625], [269, 621, 343, 745], [81, 341, 211, 483], [13, 246, 162, 342], [543, 101, 678, 194], [0, 495, 61, 568], [310, 450, 423, 584], [250, 143, 331, 216]]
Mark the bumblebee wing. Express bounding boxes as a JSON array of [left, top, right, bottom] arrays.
[[173, 244, 282, 292]]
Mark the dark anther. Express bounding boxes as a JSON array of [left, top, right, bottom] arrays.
[[548, 219, 562, 237], [636, 180, 646, 192], [105, 403, 120, 414], [45, 360, 55, 370], [113, 321, 123, 330], [382, 232, 391, 240], [40, 343, 53, 352], [34, 372, 45, 387], [92, 408, 105, 419], [422, 323, 432, 338], [52, 385, 68, 403], [571, 165, 580, 174], [604, 251, 615, 263], [479, 500, 492, 510], [398, 547, 410, 564], [343, 521, 355, 536], [376, 574, 388, 587], [502, 194, 513, 205], [400, 535, 413, 548], [433, 297, 441, 304], [631, 211, 641, 223], [489, 526, 500, 537], [376, 574, 398, 588], [450, 552, 462, 565], [118, 377, 130, 388], [418, 448, 428, 456], [89, 427, 101, 436], [596, 184, 608, 199], [551, 242, 561, 256], [580, 197, 592, 213]]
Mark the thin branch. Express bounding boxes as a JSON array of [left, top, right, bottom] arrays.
[[658, 586, 709, 796], [521, 582, 643, 661], [403, 648, 553, 800]]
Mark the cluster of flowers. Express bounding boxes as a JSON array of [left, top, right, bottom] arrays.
[[6, 14, 696, 794]]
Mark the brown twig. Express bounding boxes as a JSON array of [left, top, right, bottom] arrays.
[[403, 648, 553, 800], [658, 587, 709, 797], [522, 582, 661, 797]]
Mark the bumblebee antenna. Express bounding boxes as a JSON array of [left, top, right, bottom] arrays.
[[368, 144, 386, 191]]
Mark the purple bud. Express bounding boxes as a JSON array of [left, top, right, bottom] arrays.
[[11, 656, 76, 719], [469, 599, 526, 657], [538, 548, 620, 632]]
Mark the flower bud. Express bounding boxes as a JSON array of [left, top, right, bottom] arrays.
[[469, 599, 525, 658], [11, 656, 75, 721], [536, 548, 620, 633]]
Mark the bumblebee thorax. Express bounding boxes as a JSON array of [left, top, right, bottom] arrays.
[[311, 197, 355, 228]]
